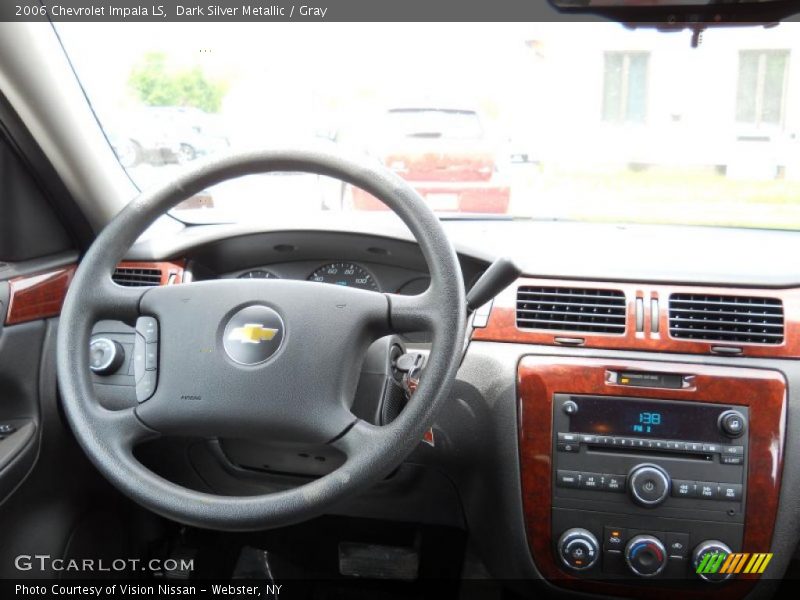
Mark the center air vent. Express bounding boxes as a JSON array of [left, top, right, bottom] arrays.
[[669, 293, 784, 345], [516, 287, 627, 334], [112, 267, 162, 287]]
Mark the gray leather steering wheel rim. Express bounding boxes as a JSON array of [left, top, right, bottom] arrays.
[[56, 146, 466, 531]]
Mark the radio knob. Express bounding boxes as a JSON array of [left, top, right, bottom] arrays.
[[718, 410, 747, 439], [625, 535, 667, 577], [628, 464, 670, 507], [556, 528, 599, 571], [693, 540, 733, 582]]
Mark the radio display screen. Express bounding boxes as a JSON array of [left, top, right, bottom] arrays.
[[567, 396, 729, 442]]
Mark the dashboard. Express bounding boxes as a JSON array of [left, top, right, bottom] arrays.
[[5, 218, 800, 599]]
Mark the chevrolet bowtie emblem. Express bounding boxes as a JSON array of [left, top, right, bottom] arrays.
[[228, 323, 279, 344]]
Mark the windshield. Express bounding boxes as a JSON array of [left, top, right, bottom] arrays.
[[57, 22, 800, 229]]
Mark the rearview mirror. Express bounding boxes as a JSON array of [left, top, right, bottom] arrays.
[[548, 0, 800, 26]]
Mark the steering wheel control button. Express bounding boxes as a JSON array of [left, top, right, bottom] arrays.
[[693, 540, 733, 582], [136, 371, 157, 403], [629, 464, 671, 507], [136, 316, 159, 343], [718, 410, 747, 438], [89, 338, 124, 375], [557, 528, 599, 571], [223, 305, 285, 366], [625, 535, 667, 577], [134, 317, 160, 402]]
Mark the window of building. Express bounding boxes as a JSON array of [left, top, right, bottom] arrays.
[[602, 51, 649, 124], [736, 50, 790, 127]]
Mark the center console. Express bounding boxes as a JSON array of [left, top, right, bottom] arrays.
[[518, 356, 785, 598]]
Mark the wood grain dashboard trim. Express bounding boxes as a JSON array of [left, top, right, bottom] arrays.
[[4, 261, 185, 325], [518, 356, 786, 598], [473, 278, 800, 358]]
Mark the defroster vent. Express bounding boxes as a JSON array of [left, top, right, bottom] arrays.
[[516, 287, 627, 334], [112, 267, 162, 287], [669, 293, 784, 345]]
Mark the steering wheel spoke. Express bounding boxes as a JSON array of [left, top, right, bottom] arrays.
[[92, 277, 147, 321], [385, 291, 438, 334]]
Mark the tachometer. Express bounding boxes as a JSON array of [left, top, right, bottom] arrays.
[[308, 262, 378, 291], [238, 269, 279, 279]]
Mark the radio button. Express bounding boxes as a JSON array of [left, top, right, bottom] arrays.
[[629, 464, 671, 507], [563, 400, 578, 415], [580, 473, 603, 490], [581, 434, 597, 444], [556, 470, 582, 489], [719, 410, 747, 439], [697, 482, 718, 500], [558, 433, 580, 443], [557, 442, 579, 453], [718, 483, 742, 501], [653, 440, 669, 450], [672, 480, 697, 498], [702, 443, 722, 453], [604, 474, 626, 492], [688, 442, 704, 452], [666, 441, 682, 451], [721, 455, 744, 465], [722, 445, 744, 456]]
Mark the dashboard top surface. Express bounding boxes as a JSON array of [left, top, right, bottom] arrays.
[[127, 215, 800, 288]]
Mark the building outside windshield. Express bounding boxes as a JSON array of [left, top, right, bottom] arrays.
[[57, 22, 800, 229]]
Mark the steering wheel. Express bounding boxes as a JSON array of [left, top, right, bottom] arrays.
[[56, 147, 466, 531]]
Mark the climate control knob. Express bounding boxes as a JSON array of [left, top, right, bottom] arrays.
[[625, 535, 667, 577], [556, 528, 599, 571], [628, 464, 671, 507], [693, 540, 733, 582]]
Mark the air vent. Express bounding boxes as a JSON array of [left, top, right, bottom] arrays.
[[668, 293, 784, 345], [112, 267, 162, 287], [516, 287, 627, 334]]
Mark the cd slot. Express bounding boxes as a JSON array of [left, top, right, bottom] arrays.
[[586, 444, 713, 462]]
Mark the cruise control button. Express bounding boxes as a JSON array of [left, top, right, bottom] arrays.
[[556, 470, 581, 489], [718, 483, 742, 501], [672, 480, 697, 498], [697, 482, 717, 500]]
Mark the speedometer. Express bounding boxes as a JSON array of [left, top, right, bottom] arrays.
[[238, 269, 279, 279], [308, 262, 378, 291]]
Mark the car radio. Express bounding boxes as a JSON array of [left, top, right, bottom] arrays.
[[551, 393, 748, 580]]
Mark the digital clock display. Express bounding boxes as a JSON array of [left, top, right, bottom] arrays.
[[566, 396, 730, 442]]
